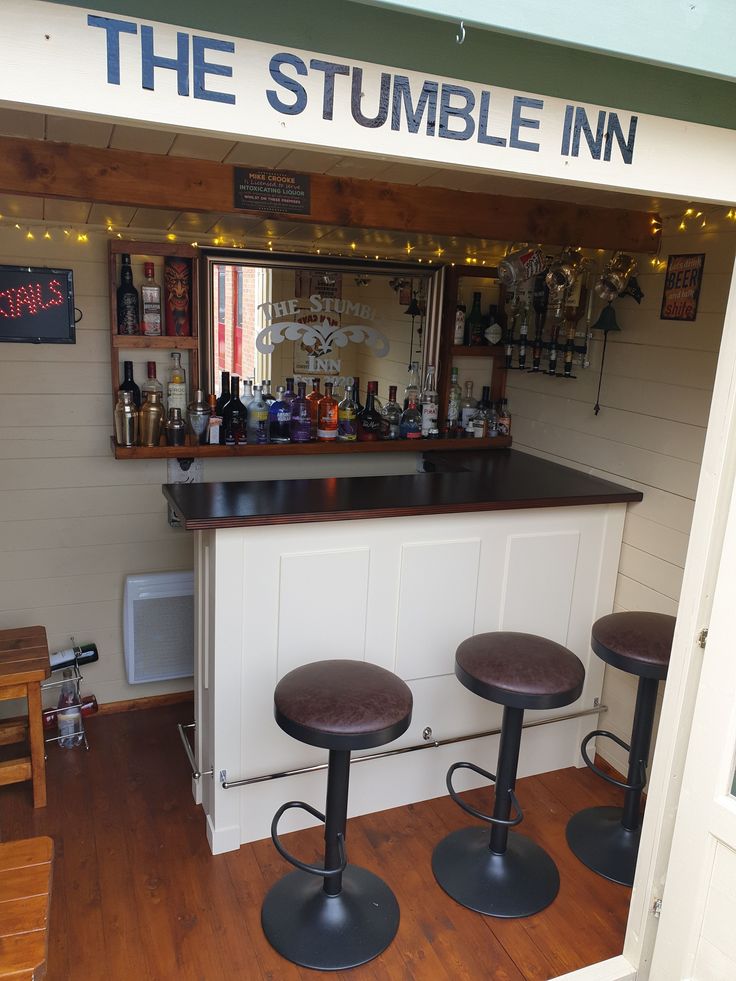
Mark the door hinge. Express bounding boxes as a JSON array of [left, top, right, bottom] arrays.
[[698, 628, 708, 649], [652, 897, 662, 918]]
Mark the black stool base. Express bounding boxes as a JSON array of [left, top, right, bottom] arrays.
[[432, 827, 560, 918], [261, 865, 399, 971], [566, 806, 639, 886]]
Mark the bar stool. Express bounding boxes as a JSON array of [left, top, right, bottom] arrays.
[[433, 631, 585, 918], [0, 626, 50, 808], [566, 611, 675, 886], [261, 658, 413, 971]]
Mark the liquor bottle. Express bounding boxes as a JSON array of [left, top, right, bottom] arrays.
[[43, 693, 98, 730], [497, 398, 511, 436], [337, 384, 358, 441], [168, 352, 187, 419], [139, 390, 165, 447], [381, 385, 402, 440], [215, 372, 231, 445], [358, 381, 383, 441], [403, 362, 420, 410], [246, 385, 269, 444], [215, 371, 231, 415], [399, 396, 422, 439], [188, 389, 210, 445], [460, 380, 478, 432], [49, 642, 99, 672], [548, 294, 565, 376], [166, 407, 187, 446], [140, 262, 162, 336], [57, 668, 84, 748], [532, 274, 549, 372], [420, 365, 439, 437], [222, 376, 246, 446], [497, 246, 546, 287], [141, 361, 164, 405], [119, 360, 141, 409], [465, 292, 485, 346], [563, 273, 588, 378], [317, 382, 339, 441], [269, 386, 291, 444], [306, 378, 322, 439], [471, 386, 493, 438], [241, 378, 254, 410], [351, 376, 364, 417], [446, 366, 462, 436], [290, 381, 311, 443], [114, 390, 138, 447], [207, 394, 222, 445], [262, 380, 275, 405], [453, 303, 466, 345], [282, 377, 296, 411], [117, 253, 139, 335], [517, 301, 530, 370], [484, 305, 503, 345]]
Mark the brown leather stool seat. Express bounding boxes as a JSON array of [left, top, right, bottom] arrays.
[[433, 631, 585, 919], [567, 611, 676, 886], [274, 659, 413, 750], [262, 659, 412, 971]]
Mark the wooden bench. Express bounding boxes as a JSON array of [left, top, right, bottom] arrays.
[[0, 627, 50, 808], [0, 837, 54, 980]]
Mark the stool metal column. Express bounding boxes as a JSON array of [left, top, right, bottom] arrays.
[[566, 611, 674, 886], [433, 632, 585, 918]]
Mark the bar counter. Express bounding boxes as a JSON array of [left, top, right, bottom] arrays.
[[163, 449, 642, 529], [166, 450, 641, 854]]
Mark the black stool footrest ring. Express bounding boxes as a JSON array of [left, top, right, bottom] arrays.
[[446, 761, 523, 827], [271, 801, 347, 877], [580, 730, 646, 792]]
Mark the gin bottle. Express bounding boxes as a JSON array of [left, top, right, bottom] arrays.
[[399, 397, 422, 439], [246, 385, 269, 444], [403, 362, 420, 410], [446, 366, 461, 436], [460, 380, 477, 432], [381, 385, 402, 440], [337, 384, 358, 441], [306, 378, 322, 439], [290, 381, 311, 443], [269, 386, 291, 443], [317, 382, 339, 441]]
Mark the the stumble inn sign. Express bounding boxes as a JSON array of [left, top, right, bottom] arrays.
[[2, 1, 736, 201]]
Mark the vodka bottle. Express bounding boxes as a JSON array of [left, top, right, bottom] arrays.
[[420, 364, 439, 437]]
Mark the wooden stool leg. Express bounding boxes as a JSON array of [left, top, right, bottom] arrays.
[[26, 682, 47, 808]]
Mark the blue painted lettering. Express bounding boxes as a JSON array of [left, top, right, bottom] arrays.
[[87, 15, 137, 85], [192, 36, 235, 104], [477, 90, 506, 147], [439, 84, 475, 141], [391, 76, 438, 135], [266, 53, 308, 115], [351, 68, 391, 128], [560, 104, 574, 156], [604, 112, 638, 164], [510, 96, 542, 151], [141, 25, 189, 96], [571, 108, 606, 160], [309, 60, 350, 120]]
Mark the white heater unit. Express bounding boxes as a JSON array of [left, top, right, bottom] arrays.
[[123, 571, 194, 684]]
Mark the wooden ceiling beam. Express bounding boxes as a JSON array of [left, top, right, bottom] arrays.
[[0, 136, 658, 252]]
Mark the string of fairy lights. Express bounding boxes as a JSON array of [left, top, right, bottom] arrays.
[[0, 201, 734, 270]]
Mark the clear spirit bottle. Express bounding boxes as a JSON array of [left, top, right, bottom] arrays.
[[381, 385, 402, 440], [420, 364, 439, 437]]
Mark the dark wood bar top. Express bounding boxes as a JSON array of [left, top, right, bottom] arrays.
[[163, 449, 642, 530]]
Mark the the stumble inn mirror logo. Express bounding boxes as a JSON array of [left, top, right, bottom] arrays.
[[255, 295, 390, 374]]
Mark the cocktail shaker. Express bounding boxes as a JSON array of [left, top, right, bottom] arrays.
[[114, 390, 138, 446], [166, 406, 187, 446], [139, 390, 165, 446]]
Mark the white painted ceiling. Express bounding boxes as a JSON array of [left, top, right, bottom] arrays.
[[0, 107, 691, 262]]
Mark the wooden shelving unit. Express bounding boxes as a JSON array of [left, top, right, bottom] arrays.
[[109, 240, 200, 411]]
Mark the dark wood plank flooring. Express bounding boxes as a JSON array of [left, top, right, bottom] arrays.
[[0, 704, 630, 980]]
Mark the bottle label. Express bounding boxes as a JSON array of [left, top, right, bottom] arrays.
[[207, 418, 221, 444], [168, 383, 187, 413], [461, 407, 476, 428], [421, 403, 438, 436], [317, 427, 337, 440], [405, 430, 421, 439]]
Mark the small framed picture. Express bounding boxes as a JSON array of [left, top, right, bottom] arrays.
[[398, 283, 412, 306], [660, 253, 705, 322]]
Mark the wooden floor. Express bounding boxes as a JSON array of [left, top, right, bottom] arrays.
[[1, 704, 630, 981]]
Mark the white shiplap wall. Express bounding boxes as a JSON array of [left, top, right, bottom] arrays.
[[508, 223, 735, 773]]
